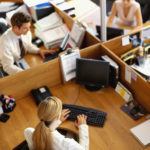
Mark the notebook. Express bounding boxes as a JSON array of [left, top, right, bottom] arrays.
[[130, 119, 150, 146]]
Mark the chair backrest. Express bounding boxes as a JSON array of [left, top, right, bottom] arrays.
[[13, 140, 29, 150]]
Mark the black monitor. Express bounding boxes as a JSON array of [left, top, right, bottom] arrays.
[[96, 25, 124, 40], [76, 58, 110, 91]]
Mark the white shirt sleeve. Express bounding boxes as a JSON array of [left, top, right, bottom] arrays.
[[1, 41, 23, 75], [78, 124, 89, 150]]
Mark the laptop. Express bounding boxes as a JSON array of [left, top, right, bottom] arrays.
[[43, 32, 70, 63], [96, 25, 124, 40]]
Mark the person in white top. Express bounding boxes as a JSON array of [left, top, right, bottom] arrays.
[[0, 12, 56, 75], [107, 0, 143, 27], [24, 96, 89, 150]]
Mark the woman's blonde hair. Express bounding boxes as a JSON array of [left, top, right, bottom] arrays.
[[32, 96, 62, 150]]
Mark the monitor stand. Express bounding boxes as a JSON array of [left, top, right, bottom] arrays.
[[85, 84, 102, 91]]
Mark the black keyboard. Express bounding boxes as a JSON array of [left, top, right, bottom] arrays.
[[43, 52, 58, 63], [63, 104, 107, 127]]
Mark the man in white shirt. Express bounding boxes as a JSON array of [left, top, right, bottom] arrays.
[[0, 12, 56, 75]]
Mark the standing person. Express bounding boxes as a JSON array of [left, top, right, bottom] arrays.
[[0, 12, 56, 75], [24, 96, 89, 150], [107, 0, 143, 27]]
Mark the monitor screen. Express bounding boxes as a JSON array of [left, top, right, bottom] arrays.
[[76, 58, 110, 91], [96, 25, 124, 40]]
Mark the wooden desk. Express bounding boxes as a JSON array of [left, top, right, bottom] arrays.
[[0, 80, 149, 150]]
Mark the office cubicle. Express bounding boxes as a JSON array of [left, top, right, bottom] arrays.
[[102, 26, 150, 111], [0, 1, 100, 80]]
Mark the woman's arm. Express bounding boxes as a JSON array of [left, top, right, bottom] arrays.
[[107, 2, 117, 27], [136, 7, 143, 27]]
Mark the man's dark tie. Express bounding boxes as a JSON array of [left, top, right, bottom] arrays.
[[18, 38, 25, 58]]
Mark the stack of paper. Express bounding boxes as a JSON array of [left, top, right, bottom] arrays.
[[130, 119, 150, 146], [57, 2, 75, 12], [35, 24, 69, 49], [50, 0, 65, 5], [34, 12, 63, 32]]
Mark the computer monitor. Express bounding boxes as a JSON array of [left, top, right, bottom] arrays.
[[96, 25, 124, 40], [76, 58, 110, 91]]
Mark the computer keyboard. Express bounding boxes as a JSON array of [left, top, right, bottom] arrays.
[[43, 52, 59, 63], [63, 104, 107, 127]]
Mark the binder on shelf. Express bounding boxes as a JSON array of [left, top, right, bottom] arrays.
[[101, 55, 119, 88], [68, 21, 85, 48], [59, 48, 80, 82], [31, 2, 54, 21], [130, 119, 150, 146], [115, 82, 133, 102]]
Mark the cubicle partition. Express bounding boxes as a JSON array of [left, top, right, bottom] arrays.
[[102, 28, 150, 111], [53, 2, 100, 48]]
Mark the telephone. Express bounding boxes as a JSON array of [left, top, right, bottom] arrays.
[[31, 86, 52, 105]]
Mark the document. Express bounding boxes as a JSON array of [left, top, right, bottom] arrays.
[[130, 119, 150, 146], [68, 22, 85, 48], [115, 82, 133, 102], [59, 49, 80, 82]]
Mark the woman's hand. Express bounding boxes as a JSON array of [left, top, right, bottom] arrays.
[[75, 114, 87, 128], [60, 109, 70, 122]]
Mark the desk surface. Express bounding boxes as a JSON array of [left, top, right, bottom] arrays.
[[0, 81, 149, 150]]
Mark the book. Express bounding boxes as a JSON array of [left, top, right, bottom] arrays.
[[130, 119, 150, 146], [34, 12, 63, 32]]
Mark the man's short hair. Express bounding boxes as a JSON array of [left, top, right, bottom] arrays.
[[11, 12, 31, 28]]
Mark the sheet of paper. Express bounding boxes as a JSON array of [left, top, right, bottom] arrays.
[[122, 36, 130, 46], [23, 0, 49, 7], [60, 49, 80, 82], [125, 66, 131, 83]]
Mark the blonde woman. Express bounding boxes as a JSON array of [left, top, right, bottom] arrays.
[[107, 0, 143, 27], [24, 96, 89, 150]]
